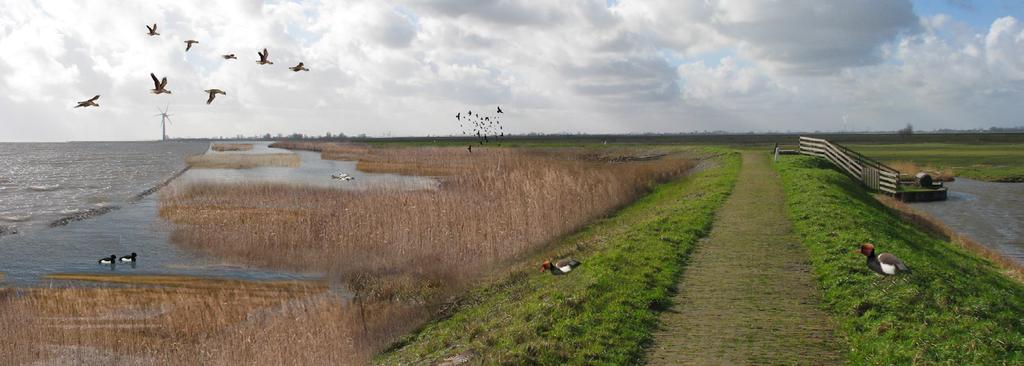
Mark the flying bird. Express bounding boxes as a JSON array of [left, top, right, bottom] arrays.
[[146, 24, 159, 36], [289, 62, 309, 72], [222, 54, 237, 60], [184, 40, 198, 52], [74, 95, 100, 108], [467, 145, 472, 153], [497, 106, 503, 113], [204, 89, 226, 105], [150, 73, 171, 94], [856, 243, 909, 276], [456, 112, 461, 121], [256, 48, 273, 65]]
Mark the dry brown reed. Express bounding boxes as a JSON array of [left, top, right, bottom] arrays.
[[0, 275, 424, 365], [185, 152, 300, 169], [270, 140, 371, 161], [875, 195, 1024, 282], [161, 146, 695, 298], [888, 161, 956, 182], [211, 143, 253, 152]]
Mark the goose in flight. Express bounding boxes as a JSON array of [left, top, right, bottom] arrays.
[[184, 40, 198, 52], [204, 89, 226, 105], [222, 54, 237, 60], [150, 73, 171, 94], [256, 48, 273, 65], [146, 24, 159, 36], [289, 62, 309, 72], [497, 106, 503, 113], [74, 95, 100, 108]]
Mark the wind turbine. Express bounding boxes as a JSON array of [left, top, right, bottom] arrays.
[[155, 104, 172, 141]]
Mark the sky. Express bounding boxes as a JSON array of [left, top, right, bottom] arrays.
[[1, 0, 1023, 141]]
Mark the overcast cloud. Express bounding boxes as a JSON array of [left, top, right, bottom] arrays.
[[0, 0, 1022, 141]]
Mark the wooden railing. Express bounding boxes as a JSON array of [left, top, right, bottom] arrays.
[[798, 136, 900, 195]]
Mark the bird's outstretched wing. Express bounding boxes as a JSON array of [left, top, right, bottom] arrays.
[[146, 24, 153, 32], [151, 73, 160, 88], [206, 93, 215, 105], [87, 95, 100, 102], [160, 77, 168, 88], [878, 253, 908, 271]]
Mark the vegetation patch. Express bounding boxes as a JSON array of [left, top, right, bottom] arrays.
[[849, 143, 1024, 182], [185, 152, 299, 169], [210, 143, 253, 152], [376, 150, 740, 365], [774, 155, 1024, 364]]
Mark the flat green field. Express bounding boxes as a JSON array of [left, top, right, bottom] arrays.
[[847, 143, 1024, 182]]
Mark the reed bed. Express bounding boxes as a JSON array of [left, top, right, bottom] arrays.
[[211, 143, 253, 152], [161, 147, 695, 296], [270, 140, 371, 161], [185, 152, 300, 169], [0, 276, 423, 365]]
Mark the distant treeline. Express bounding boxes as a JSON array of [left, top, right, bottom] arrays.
[[172, 129, 1024, 145]]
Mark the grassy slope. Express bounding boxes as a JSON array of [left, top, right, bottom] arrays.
[[775, 156, 1024, 364], [848, 143, 1024, 182], [376, 151, 741, 365]]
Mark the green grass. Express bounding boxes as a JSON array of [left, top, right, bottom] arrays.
[[775, 155, 1024, 364], [375, 150, 741, 365], [848, 143, 1024, 182]]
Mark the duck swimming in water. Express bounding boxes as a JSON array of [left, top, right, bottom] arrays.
[[98, 255, 116, 264], [119, 252, 137, 263]]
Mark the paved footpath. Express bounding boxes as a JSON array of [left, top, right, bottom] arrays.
[[646, 152, 841, 365]]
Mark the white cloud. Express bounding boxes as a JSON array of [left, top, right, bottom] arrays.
[[0, 0, 1022, 141]]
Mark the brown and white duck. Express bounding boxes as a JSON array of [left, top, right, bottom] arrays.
[[857, 243, 909, 276], [222, 54, 237, 60], [150, 73, 171, 94], [289, 62, 309, 72], [145, 24, 159, 36], [74, 95, 100, 108], [541, 258, 581, 275], [184, 40, 199, 52]]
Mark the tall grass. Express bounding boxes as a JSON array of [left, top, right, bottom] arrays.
[[185, 153, 300, 169], [0, 275, 420, 364], [211, 143, 253, 152], [161, 146, 695, 300]]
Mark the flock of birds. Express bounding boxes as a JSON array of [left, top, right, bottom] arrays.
[[75, 23, 311, 109], [458, 106, 505, 153]]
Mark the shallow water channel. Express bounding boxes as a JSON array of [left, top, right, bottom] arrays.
[[0, 142, 437, 285], [911, 178, 1024, 265]]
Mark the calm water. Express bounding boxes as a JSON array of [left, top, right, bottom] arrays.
[[0, 141, 436, 285], [912, 178, 1024, 265]]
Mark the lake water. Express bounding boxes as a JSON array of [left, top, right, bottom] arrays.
[[0, 141, 437, 285], [912, 178, 1024, 265]]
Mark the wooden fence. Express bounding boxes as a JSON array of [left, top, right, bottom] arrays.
[[798, 136, 900, 195]]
